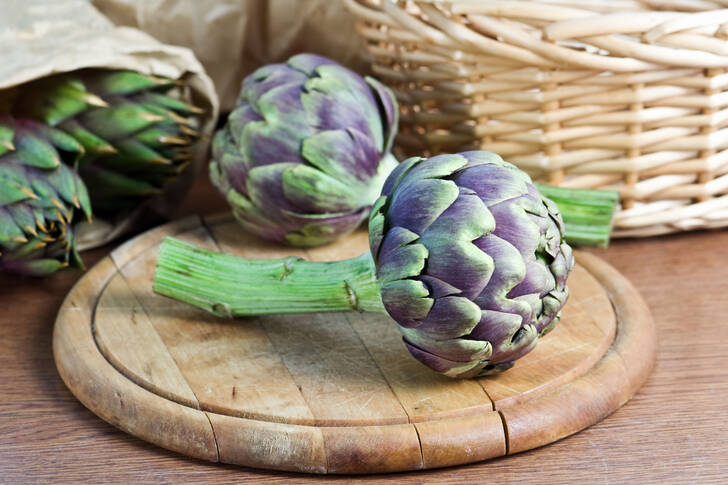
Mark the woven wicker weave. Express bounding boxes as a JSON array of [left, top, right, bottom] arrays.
[[346, 0, 728, 237]]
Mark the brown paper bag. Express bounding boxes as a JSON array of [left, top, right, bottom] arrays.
[[0, 0, 219, 249], [92, 0, 369, 112]]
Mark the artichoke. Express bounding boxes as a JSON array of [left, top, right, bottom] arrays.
[[10, 69, 201, 215], [210, 53, 399, 247], [154, 151, 575, 378], [0, 117, 91, 276], [368, 151, 573, 376]]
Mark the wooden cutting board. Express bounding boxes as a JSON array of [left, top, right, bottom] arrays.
[[53, 213, 656, 474]]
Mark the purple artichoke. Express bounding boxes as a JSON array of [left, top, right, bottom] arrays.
[[368, 151, 573, 377], [210, 53, 398, 247]]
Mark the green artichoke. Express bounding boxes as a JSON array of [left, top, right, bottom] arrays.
[[210, 53, 398, 247], [0, 117, 91, 276], [11, 69, 201, 215], [154, 151, 576, 378]]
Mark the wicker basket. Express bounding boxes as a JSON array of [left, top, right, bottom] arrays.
[[346, 0, 728, 237]]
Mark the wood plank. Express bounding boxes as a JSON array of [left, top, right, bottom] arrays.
[[415, 412, 506, 469], [94, 274, 200, 409], [255, 312, 410, 425], [502, 351, 631, 455], [321, 423, 423, 474], [576, 252, 657, 395], [117, 224, 316, 424], [209, 413, 327, 474], [569, 258, 618, 336], [143, 307, 317, 424], [53, 257, 218, 463]]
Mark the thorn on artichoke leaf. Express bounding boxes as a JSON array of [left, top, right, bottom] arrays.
[[11, 236, 28, 243], [179, 125, 199, 137], [166, 77, 185, 87], [71, 194, 81, 209], [167, 111, 195, 126], [140, 113, 166, 123], [95, 145, 119, 155], [55, 210, 66, 224], [2, 140, 15, 151], [148, 156, 172, 165], [159, 135, 188, 146], [82, 92, 109, 108], [185, 104, 204, 115], [23, 225, 38, 237], [148, 74, 175, 86], [32, 241, 47, 250], [50, 198, 65, 211], [19, 186, 39, 200]]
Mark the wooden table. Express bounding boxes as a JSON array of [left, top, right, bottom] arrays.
[[1, 178, 725, 484]]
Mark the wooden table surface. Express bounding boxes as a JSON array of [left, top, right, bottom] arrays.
[[1, 178, 726, 484]]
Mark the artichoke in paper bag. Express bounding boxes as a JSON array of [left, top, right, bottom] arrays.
[[0, 0, 217, 250], [0, 117, 91, 276]]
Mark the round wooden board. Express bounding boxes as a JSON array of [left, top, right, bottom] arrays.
[[53, 214, 656, 475]]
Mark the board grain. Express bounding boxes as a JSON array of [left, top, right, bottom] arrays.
[[51, 213, 655, 474]]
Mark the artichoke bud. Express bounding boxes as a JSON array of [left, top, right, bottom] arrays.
[[370, 151, 575, 378], [0, 117, 91, 276], [11, 69, 203, 215], [210, 53, 400, 247]]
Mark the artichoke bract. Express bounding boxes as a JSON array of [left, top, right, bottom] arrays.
[[210, 53, 399, 247], [154, 151, 575, 378], [12, 69, 201, 215], [0, 117, 91, 276]]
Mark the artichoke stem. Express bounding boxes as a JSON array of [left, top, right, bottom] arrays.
[[535, 183, 619, 248], [153, 237, 385, 318]]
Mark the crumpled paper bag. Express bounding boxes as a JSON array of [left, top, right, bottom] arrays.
[[92, 0, 369, 112], [0, 0, 219, 250]]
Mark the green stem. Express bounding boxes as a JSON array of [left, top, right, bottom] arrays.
[[153, 238, 385, 318], [535, 184, 619, 248]]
